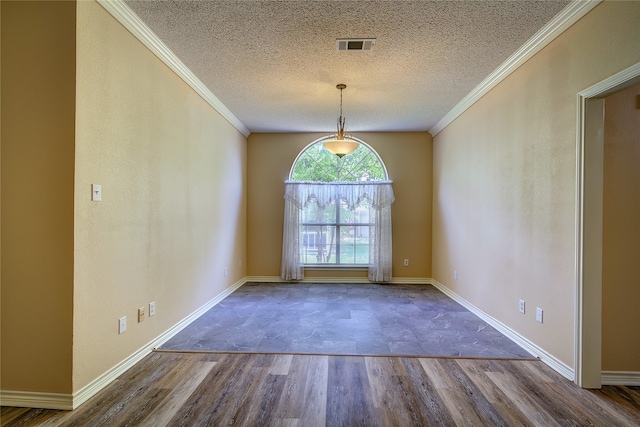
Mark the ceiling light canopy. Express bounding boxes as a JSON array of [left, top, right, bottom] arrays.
[[323, 84, 359, 157]]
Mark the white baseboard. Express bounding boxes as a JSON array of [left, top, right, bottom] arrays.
[[0, 278, 246, 410], [247, 275, 365, 283], [430, 279, 575, 382], [390, 277, 431, 284], [4, 276, 589, 409], [0, 390, 73, 410], [72, 277, 246, 409], [602, 371, 640, 386], [246, 276, 431, 284]]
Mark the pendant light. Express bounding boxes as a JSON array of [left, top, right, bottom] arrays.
[[323, 84, 359, 157]]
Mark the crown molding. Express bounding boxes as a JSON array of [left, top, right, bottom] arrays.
[[96, 0, 251, 137], [429, 0, 602, 137]]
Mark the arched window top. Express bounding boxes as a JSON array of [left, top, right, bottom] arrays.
[[289, 136, 388, 182]]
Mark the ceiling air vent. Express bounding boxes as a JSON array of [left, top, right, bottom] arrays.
[[336, 38, 375, 52]]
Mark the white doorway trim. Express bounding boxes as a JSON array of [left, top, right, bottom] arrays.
[[574, 62, 640, 388]]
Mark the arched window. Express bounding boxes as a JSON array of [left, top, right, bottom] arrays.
[[290, 138, 387, 182], [282, 137, 394, 282]]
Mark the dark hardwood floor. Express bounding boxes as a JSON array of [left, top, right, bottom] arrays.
[[2, 352, 639, 426]]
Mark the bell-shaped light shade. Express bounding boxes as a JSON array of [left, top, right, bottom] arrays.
[[323, 138, 359, 157]]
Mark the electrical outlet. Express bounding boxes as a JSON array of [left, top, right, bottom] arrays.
[[224, 267, 228, 277], [519, 300, 526, 314], [403, 259, 409, 267], [138, 306, 145, 323], [536, 307, 543, 323], [454, 271, 458, 281], [119, 316, 127, 334], [149, 301, 156, 317]]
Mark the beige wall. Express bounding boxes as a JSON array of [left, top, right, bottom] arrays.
[[3, 0, 637, 400], [1, 1, 76, 393], [1, 0, 247, 396], [247, 132, 432, 279], [72, 1, 247, 391], [602, 82, 640, 372], [432, 0, 640, 368]]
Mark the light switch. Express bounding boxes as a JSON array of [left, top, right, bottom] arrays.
[[92, 184, 102, 202]]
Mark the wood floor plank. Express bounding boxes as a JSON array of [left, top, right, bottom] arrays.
[[230, 359, 288, 426], [400, 358, 458, 426], [0, 408, 68, 427], [363, 357, 390, 409], [592, 386, 640, 416], [419, 358, 487, 426], [58, 352, 190, 427], [298, 355, 329, 427], [438, 358, 511, 426], [485, 371, 562, 427], [165, 353, 267, 425], [0, 409, 28, 426], [326, 356, 379, 427], [365, 357, 446, 426], [272, 356, 308, 420], [455, 358, 533, 426], [385, 359, 438, 426], [270, 418, 302, 427], [455, 358, 503, 403], [364, 357, 411, 404], [364, 357, 412, 426], [270, 354, 294, 376], [505, 360, 640, 426], [527, 362, 640, 424], [3, 353, 640, 426], [137, 360, 216, 427], [417, 358, 449, 389], [273, 355, 328, 427]]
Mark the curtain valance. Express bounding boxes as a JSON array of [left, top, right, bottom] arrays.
[[284, 180, 395, 211]]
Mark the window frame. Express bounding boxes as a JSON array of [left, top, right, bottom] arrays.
[[300, 200, 373, 267], [288, 137, 388, 268], [288, 136, 389, 183]]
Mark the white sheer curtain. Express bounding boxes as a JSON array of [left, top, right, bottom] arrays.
[[281, 181, 395, 282], [281, 191, 304, 280]]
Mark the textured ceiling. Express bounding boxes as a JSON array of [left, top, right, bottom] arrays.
[[124, 0, 570, 134]]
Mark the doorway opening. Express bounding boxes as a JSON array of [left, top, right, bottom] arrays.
[[575, 62, 640, 388]]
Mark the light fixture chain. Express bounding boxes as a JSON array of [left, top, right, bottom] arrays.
[[323, 83, 359, 157]]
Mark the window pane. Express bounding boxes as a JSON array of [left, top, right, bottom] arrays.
[[355, 226, 370, 264], [301, 201, 336, 223], [290, 140, 385, 182], [300, 199, 373, 265], [338, 200, 354, 223], [353, 200, 371, 224], [324, 226, 337, 264], [340, 230, 356, 264], [290, 145, 341, 182], [300, 225, 336, 264]]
